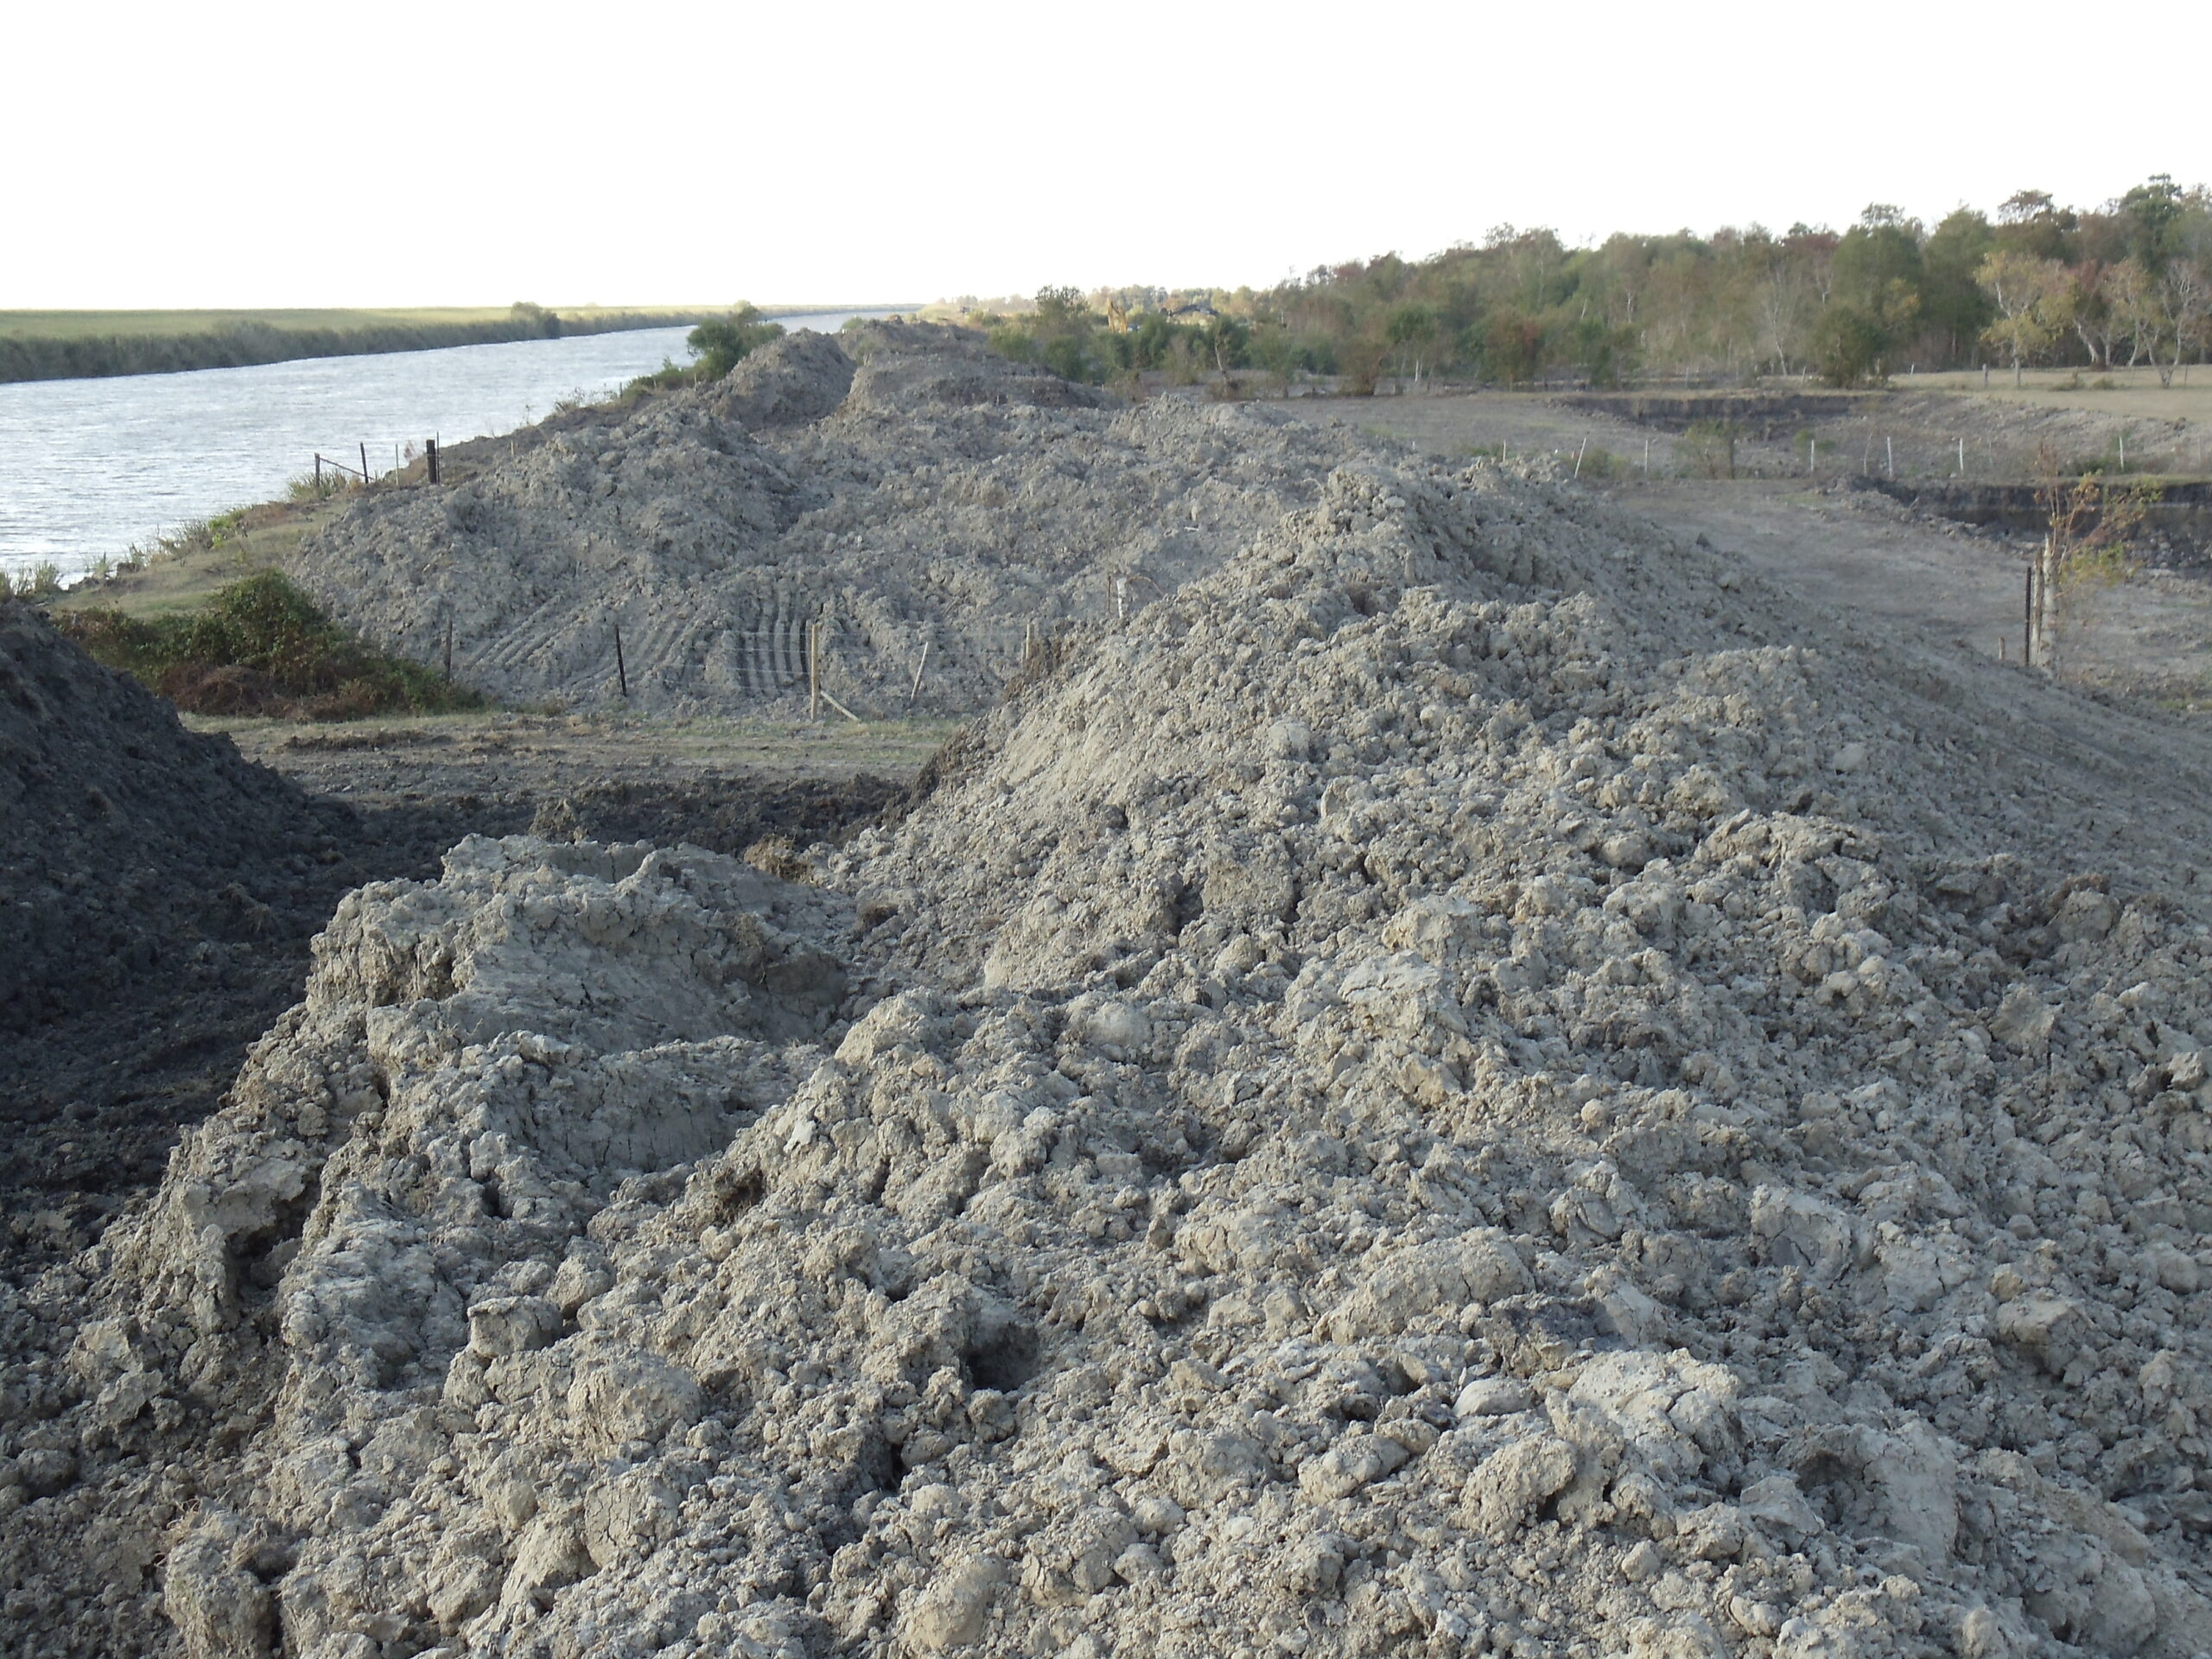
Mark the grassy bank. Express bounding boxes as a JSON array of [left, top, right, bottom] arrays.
[[60, 569, 480, 720], [0, 303, 718, 385]]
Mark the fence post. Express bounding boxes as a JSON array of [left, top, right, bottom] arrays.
[[361, 442, 372, 484], [443, 614, 454, 681], [908, 639, 930, 708], [428, 438, 440, 485], [2023, 567, 2034, 670], [614, 622, 628, 696], [808, 620, 822, 721]]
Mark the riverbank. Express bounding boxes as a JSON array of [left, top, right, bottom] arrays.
[[0, 303, 722, 385]]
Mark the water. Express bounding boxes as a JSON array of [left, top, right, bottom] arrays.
[[0, 309, 899, 586]]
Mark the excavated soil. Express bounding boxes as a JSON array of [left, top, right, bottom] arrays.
[[286, 324, 1369, 717], [8, 431, 2212, 1659], [0, 609, 904, 1276]]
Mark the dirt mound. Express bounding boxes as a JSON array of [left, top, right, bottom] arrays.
[[0, 600, 339, 1030], [709, 330, 859, 431], [20, 459, 2212, 1658], [838, 321, 1116, 416], [287, 330, 1357, 715]]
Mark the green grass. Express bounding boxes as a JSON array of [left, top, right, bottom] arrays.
[[59, 569, 481, 721]]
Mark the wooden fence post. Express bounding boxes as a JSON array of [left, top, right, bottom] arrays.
[[614, 623, 628, 697], [428, 438, 440, 485], [360, 442, 372, 484]]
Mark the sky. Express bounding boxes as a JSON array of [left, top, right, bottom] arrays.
[[8, 0, 2208, 311]]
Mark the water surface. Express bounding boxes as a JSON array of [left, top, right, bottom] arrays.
[[0, 309, 895, 585]]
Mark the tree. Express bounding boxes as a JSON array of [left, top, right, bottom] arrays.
[[1752, 256, 1816, 376], [1833, 206, 1923, 316], [2027, 442, 2148, 674], [1919, 209, 1997, 360], [1483, 312, 1544, 388], [1033, 286, 1090, 329], [510, 301, 563, 340], [2100, 261, 2162, 366], [1199, 315, 1251, 379], [2120, 175, 2184, 268], [2065, 263, 2122, 368], [1977, 251, 2070, 385], [2152, 259, 2211, 387], [1999, 188, 2056, 225], [1383, 302, 1439, 388], [1810, 306, 1888, 387]]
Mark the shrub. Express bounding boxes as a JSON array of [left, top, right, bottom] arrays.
[[688, 305, 785, 378], [1811, 307, 1888, 387], [620, 357, 694, 401], [59, 570, 482, 720], [1681, 421, 1741, 479]]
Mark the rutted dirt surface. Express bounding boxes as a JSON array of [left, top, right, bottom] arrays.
[[10, 431, 2212, 1659], [288, 325, 1368, 717]]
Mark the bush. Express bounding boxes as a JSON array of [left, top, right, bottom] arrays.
[[59, 570, 483, 720], [619, 357, 695, 401], [688, 305, 785, 379], [1811, 307, 1888, 387], [1681, 421, 1741, 479]]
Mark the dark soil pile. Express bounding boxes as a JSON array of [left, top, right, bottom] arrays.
[[0, 601, 901, 1270], [0, 599, 344, 1030]]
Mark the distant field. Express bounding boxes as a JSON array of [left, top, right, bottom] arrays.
[[1901, 365, 2212, 423], [0, 305, 721, 385], [0, 306, 715, 340]]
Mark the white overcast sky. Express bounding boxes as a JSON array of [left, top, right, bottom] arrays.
[[8, 0, 2206, 310]]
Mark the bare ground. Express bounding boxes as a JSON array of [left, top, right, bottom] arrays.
[[1274, 393, 2212, 710]]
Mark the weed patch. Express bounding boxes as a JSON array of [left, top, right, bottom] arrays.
[[58, 570, 482, 720]]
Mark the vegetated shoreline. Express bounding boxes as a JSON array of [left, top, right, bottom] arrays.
[[0, 303, 714, 385], [0, 302, 927, 386]]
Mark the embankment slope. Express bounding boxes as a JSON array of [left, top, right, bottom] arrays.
[[288, 324, 1370, 716]]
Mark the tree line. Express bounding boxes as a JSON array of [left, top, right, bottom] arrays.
[[982, 175, 2211, 391]]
